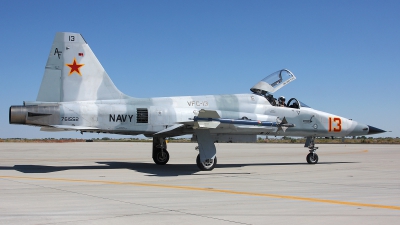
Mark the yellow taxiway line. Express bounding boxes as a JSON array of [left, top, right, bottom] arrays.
[[1, 175, 399, 211]]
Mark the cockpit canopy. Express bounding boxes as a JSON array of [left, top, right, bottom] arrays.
[[250, 69, 296, 95], [250, 69, 310, 108]]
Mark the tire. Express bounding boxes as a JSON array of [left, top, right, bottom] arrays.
[[196, 154, 217, 171], [306, 153, 318, 164], [153, 150, 169, 165]]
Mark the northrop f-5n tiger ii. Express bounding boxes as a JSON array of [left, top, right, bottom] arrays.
[[9, 32, 386, 171]]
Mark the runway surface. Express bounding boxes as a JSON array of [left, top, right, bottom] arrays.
[[0, 142, 399, 224]]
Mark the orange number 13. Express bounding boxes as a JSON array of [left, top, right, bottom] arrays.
[[329, 117, 342, 132]]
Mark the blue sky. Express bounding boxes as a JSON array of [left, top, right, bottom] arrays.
[[0, 0, 398, 138]]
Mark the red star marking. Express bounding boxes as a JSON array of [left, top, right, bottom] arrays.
[[65, 57, 85, 76]]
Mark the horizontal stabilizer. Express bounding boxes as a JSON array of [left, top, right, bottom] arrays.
[[40, 127, 65, 132], [24, 101, 59, 106], [49, 125, 99, 131]]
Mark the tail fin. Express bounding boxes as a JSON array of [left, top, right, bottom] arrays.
[[37, 32, 126, 102]]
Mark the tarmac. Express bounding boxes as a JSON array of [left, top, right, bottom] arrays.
[[0, 142, 399, 225]]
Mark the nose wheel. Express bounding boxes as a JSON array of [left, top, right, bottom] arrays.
[[306, 152, 318, 164], [305, 136, 319, 164]]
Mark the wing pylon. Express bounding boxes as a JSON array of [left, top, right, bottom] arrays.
[[276, 117, 295, 132]]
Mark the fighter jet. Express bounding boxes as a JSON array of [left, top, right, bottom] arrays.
[[9, 32, 386, 171]]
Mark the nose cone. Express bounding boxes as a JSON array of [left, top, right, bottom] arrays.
[[368, 125, 386, 135]]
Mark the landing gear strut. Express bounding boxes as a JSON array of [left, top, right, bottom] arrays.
[[194, 130, 217, 171], [152, 137, 169, 165], [305, 137, 318, 164]]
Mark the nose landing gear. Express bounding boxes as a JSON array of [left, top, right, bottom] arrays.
[[305, 137, 319, 164]]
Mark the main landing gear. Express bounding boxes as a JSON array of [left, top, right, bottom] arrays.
[[152, 137, 169, 165], [196, 154, 217, 171], [194, 130, 217, 171], [152, 136, 217, 171], [305, 137, 319, 164]]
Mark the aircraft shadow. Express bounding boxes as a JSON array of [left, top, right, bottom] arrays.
[[0, 161, 356, 177]]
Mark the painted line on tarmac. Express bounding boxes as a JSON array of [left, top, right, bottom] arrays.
[[1, 175, 399, 211], [0, 158, 140, 162]]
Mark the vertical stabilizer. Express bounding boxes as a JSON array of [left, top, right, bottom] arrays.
[[37, 32, 126, 102]]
